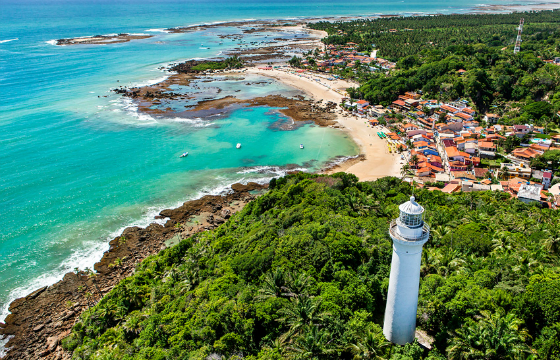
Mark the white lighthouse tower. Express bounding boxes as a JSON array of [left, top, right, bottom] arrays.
[[383, 196, 430, 345]]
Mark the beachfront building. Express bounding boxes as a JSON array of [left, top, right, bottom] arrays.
[[384, 196, 430, 345]]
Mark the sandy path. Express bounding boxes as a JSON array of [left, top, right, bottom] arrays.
[[245, 67, 402, 180]]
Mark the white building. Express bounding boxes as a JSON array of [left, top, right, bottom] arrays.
[[542, 170, 553, 190], [384, 196, 430, 345], [518, 184, 542, 204]]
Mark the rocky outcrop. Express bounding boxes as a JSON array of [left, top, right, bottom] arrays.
[[56, 34, 152, 46], [0, 182, 266, 359]]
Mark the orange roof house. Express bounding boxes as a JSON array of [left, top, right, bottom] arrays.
[[446, 146, 461, 158], [478, 141, 496, 150], [456, 112, 473, 121], [512, 147, 541, 160], [442, 183, 461, 193], [416, 167, 431, 176], [440, 105, 459, 113]]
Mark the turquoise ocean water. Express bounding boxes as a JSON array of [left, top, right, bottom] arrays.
[[0, 0, 529, 347]]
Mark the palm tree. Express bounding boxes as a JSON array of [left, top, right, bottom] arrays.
[[410, 154, 420, 169], [278, 295, 328, 341], [286, 325, 336, 359], [431, 225, 452, 245], [285, 271, 311, 298], [400, 163, 411, 179], [348, 330, 390, 360], [542, 230, 560, 255], [500, 168, 510, 180], [447, 310, 532, 360], [259, 268, 288, 299]]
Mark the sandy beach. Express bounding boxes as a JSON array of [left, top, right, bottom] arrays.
[[245, 66, 402, 181]]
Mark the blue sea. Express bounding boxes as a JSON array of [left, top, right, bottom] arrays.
[[0, 0, 530, 351]]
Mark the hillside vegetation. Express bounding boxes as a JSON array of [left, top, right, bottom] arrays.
[[309, 11, 560, 116], [63, 174, 560, 359]]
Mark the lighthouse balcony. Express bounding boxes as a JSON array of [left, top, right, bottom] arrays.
[[389, 219, 430, 243]]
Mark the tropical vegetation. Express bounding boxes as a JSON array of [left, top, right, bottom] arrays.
[[63, 173, 560, 359], [308, 10, 560, 120]]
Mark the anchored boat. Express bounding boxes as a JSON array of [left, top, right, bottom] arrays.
[[300, 144, 304, 149], [236, 143, 241, 149], [180, 152, 188, 158]]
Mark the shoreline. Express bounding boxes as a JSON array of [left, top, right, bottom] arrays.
[[0, 16, 402, 358], [0, 183, 268, 360], [244, 66, 402, 180], [48, 3, 560, 48], [4, 5, 557, 356]]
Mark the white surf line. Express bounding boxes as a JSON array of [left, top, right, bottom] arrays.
[[0, 38, 18, 44]]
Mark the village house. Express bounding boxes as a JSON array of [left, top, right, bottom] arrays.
[[440, 104, 460, 114], [478, 141, 496, 158], [484, 113, 500, 124], [500, 163, 532, 179], [446, 146, 465, 162], [513, 125, 531, 137], [511, 147, 542, 161], [356, 100, 370, 110], [542, 170, 553, 190], [517, 183, 543, 204], [370, 105, 389, 118]]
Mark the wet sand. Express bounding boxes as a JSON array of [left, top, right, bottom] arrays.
[[245, 67, 402, 181]]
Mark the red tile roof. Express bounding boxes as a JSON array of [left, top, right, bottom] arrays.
[[440, 105, 458, 113], [512, 147, 541, 159], [474, 168, 490, 178], [456, 112, 472, 120], [446, 147, 461, 158], [442, 183, 461, 193]]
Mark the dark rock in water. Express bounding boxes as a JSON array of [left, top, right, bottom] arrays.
[[0, 182, 268, 359]]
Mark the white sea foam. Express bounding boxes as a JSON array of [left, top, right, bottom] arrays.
[[168, 117, 214, 127], [236, 165, 308, 177], [117, 98, 158, 124], [146, 28, 170, 33], [0, 163, 301, 353], [0, 239, 108, 324], [0, 38, 18, 44], [46, 39, 58, 46], [112, 97, 213, 127], [0, 336, 13, 358], [131, 75, 170, 87]]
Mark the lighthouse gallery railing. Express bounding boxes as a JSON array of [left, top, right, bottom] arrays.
[[389, 219, 430, 242]]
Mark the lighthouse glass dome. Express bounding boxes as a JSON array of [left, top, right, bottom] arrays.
[[398, 196, 424, 228]]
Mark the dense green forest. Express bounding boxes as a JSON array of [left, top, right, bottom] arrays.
[[309, 11, 560, 118], [309, 12, 560, 60], [63, 173, 560, 359]]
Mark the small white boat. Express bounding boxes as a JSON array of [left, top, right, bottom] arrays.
[[236, 143, 241, 149], [300, 144, 304, 149], [180, 152, 188, 158]]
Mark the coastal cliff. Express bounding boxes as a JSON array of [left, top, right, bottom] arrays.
[[19, 174, 560, 359], [0, 182, 266, 359]]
